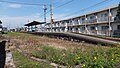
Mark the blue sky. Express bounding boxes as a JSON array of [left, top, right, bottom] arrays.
[[0, 0, 120, 29]]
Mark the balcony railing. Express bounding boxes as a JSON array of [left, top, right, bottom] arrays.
[[87, 19, 97, 23], [68, 23, 73, 26], [87, 30, 97, 35]]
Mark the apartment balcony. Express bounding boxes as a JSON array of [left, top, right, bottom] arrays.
[[56, 24, 59, 27], [87, 19, 97, 23], [73, 30, 79, 33], [88, 30, 97, 35], [52, 24, 55, 27], [67, 28, 72, 32], [46, 26, 50, 28], [56, 29, 59, 32], [44, 26, 47, 28], [73, 22, 79, 26], [68, 23, 73, 26], [80, 23, 86, 26], [97, 30, 109, 36], [81, 20, 86, 24], [97, 18, 109, 23], [60, 24, 66, 27], [54, 24, 57, 27], [59, 28, 65, 32], [80, 30, 109, 36], [55, 23, 60, 27], [111, 17, 115, 22]]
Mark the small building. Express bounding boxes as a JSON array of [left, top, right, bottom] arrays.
[[10, 29, 15, 32], [24, 21, 45, 32]]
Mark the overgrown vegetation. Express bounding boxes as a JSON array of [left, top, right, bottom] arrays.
[[12, 50, 54, 68], [32, 44, 120, 68], [6, 32, 120, 68], [115, 3, 120, 21]]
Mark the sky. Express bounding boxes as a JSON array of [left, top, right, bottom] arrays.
[[0, 0, 120, 29]]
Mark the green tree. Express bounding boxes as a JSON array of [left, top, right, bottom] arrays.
[[115, 3, 120, 21]]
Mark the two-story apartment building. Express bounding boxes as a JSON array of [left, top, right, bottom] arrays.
[[45, 6, 120, 36]]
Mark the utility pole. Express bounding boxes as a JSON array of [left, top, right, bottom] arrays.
[[108, 8, 112, 36], [50, 0, 53, 32], [27, 20, 30, 32], [43, 4, 47, 32], [8, 24, 10, 31], [43, 4, 47, 23]]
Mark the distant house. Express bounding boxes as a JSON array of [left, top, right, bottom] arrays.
[[24, 21, 45, 32], [10, 29, 15, 32], [2, 27, 8, 32]]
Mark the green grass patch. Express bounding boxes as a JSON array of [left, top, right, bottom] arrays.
[[7, 32, 38, 41], [12, 50, 54, 68], [32, 45, 120, 68]]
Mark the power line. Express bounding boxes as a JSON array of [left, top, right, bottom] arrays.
[[39, 0, 75, 19], [55, 0, 114, 20], [43, 5, 47, 23], [0, 0, 46, 6], [54, 0, 74, 9]]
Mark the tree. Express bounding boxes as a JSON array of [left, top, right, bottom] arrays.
[[115, 3, 120, 21]]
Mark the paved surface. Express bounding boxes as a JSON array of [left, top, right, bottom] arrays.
[[5, 50, 15, 68]]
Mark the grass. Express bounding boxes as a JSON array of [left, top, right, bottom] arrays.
[[6, 32, 120, 68], [31, 44, 120, 68], [12, 50, 54, 68]]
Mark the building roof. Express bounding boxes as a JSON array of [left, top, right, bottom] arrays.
[[73, 5, 117, 18], [55, 5, 118, 22], [24, 21, 45, 26]]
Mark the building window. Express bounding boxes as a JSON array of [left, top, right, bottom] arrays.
[[81, 27, 85, 30], [90, 26, 95, 30], [89, 16, 96, 23], [104, 13, 108, 17], [104, 13, 108, 21], [76, 28, 78, 31], [90, 16, 94, 19], [117, 25, 120, 30], [82, 18, 85, 23], [101, 26, 109, 30], [82, 18, 85, 20]]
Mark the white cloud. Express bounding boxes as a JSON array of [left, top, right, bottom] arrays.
[[0, 13, 76, 29], [0, 14, 43, 29], [8, 4, 22, 8]]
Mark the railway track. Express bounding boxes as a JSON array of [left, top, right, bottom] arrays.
[[25, 32, 120, 46]]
